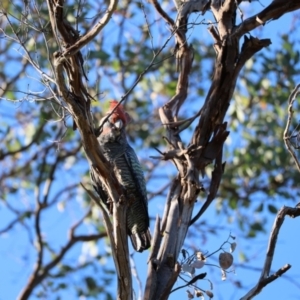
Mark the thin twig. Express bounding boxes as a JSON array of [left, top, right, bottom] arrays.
[[283, 84, 300, 172], [240, 205, 300, 300], [140, 1, 155, 55]]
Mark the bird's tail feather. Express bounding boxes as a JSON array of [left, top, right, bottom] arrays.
[[129, 229, 151, 252]]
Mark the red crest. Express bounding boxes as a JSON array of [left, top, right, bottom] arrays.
[[108, 100, 130, 125]]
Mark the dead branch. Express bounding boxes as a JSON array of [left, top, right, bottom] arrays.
[[145, 0, 300, 299], [145, 0, 203, 297], [0, 122, 46, 160], [46, 0, 118, 59], [283, 84, 300, 172], [18, 214, 106, 300], [233, 0, 300, 38], [240, 205, 300, 300], [190, 141, 225, 226]]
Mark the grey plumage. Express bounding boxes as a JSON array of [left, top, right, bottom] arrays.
[[91, 101, 151, 252]]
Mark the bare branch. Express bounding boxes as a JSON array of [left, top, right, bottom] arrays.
[[190, 140, 225, 226], [130, 254, 143, 300], [18, 216, 106, 300], [144, 0, 300, 298], [0, 211, 32, 235], [233, 1, 300, 38], [46, 0, 119, 59], [241, 205, 300, 300], [0, 123, 46, 160], [283, 84, 300, 172]]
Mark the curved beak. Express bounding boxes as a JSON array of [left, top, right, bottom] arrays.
[[114, 119, 123, 129]]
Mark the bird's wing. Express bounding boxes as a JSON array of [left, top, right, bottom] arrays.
[[123, 144, 149, 211]]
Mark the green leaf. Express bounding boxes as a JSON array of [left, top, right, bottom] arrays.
[[250, 222, 264, 232], [85, 276, 97, 291], [268, 204, 278, 214]]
